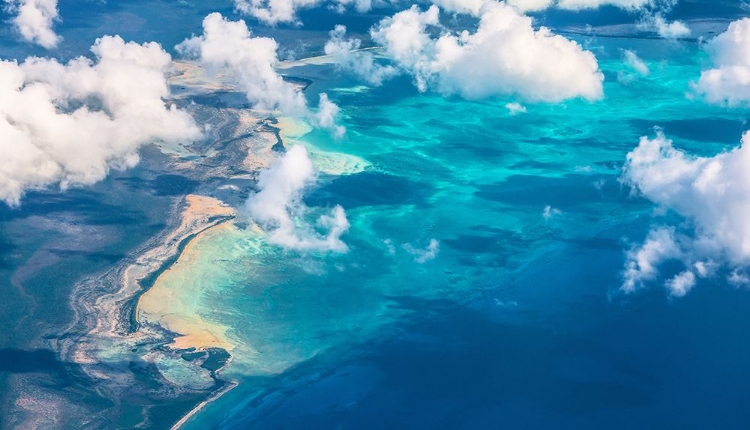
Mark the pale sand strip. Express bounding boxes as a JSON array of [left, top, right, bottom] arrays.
[[137, 220, 236, 352], [75, 195, 236, 364], [136, 195, 237, 351], [170, 381, 238, 430]]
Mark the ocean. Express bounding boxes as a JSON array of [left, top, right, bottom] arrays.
[[2, 0, 750, 428], [179, 34, 750, 428]]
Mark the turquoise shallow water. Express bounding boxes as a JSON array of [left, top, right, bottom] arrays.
[[177, 36, 750, 428]]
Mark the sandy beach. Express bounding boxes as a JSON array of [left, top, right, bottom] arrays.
[[68, 194, 235, 365]]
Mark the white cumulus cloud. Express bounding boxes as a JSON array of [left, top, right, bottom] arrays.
[[542, 205, 562, 220], [315, 93, 346, 138], [244, 145, 350, 252], [666, 270, 695, 297], [233, 0, 375, 25], [652, 15, 690, 38], [324, 25, 398, 87], [621, 227, 681, 293], [366, 2, 603, 102], [230, 0, 665, 25], [439, 0, 654, 14], [178, 13, 344, 134], [637, 13, 690, 39], [618, 49, 649, 83], [507, 0, 650, 13], [0, 36, 200, 206], [557, 0, 650, 8], [623, 49, 649, 76], [621, 130, 750, 295], [506, 102, 527, 115], [693, 18, 750, 106], [4, 0, 60, 48], [234, 0, 319, 25], [431, 0, 490, 15], [403, 239, 440, 263]]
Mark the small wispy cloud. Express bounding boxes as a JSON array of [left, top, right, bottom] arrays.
[[403, 239, 440, 263], [543, 205, 562, 221], [5, 0, 61, 48]]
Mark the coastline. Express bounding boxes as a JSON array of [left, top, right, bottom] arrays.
[[84, 194, 235, 346], [60, 55, 349, 428], [146, 107, 371, 430], [136, 219, 237, 352], [62, 194, 240, 426], [80, 115, 290, 429], [170, 380, 238, 430]]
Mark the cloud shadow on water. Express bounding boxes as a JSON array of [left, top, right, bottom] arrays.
[[305, 171, 433, 209]]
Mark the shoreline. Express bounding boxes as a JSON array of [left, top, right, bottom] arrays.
[[171, 380, 238, 430], [130, 215, 233, 332], [136, 219, 237, 352], [87, 194, 236, 343], [62, 194, 241, 427], [62, 54, 344, 428], [142, 218, 241, 430], [126, 194, 238, 353]]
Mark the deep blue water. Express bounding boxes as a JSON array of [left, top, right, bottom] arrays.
[[194, 220, 750, 429]]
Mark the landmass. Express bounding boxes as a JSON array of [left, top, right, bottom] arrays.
[[44, 60, 298, 428]]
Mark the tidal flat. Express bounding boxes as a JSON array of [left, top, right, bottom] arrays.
[[0, 57, 321, 427]]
